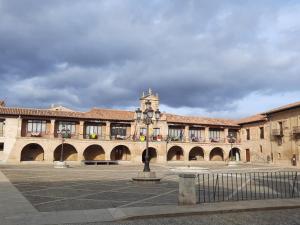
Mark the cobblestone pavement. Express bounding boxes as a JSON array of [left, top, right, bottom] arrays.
[[61, 208, 300, 225], [0, 163, 299, 212]]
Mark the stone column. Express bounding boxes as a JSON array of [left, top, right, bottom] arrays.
[[178, 174, 197, 205], [205, 127, 209, 142], [105, 121, 111, 140], [224, 128, 229, 143], [184, 125, 189, 142], [50, 119, 55, 138], [79, 121, 84, 139], [17, 116, 22, 137]]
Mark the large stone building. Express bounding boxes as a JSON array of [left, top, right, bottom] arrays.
[[0, 90, 299, 166]]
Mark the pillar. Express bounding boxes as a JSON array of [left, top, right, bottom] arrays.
[[79, 121, 84, 139], [17, 116, 22, 137], [50, 119, 55, 138], [224, 128, 229, 143], [105, 121, 111, 140], [178, 174, 197, 205], [205, 127, 209, 142], [184, 125, 189, 142]]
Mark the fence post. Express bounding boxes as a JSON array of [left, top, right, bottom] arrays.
[[178, 174, 197, 205]]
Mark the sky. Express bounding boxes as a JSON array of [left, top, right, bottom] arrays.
[[0, 0, 300, 119]]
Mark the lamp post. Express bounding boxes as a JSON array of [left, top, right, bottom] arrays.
[[135, 100, 161, 172], [54, 125, 71, 168], [60, 125, 71, 162], [227, 132, 235, 161]]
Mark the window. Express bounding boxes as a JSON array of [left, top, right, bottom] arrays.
[[111, 124, 127, 138], [228, 130, 238, 138], [168, 127, 184, 141], [0, 143, 3, 151], [153, 128, 160, 136], [140, 128, 146, 136], [260, 145, 263, 153], [278, 121, 283, 136], [85, 124, 102, 136], [27, 120, 47, 134], [209, 129, 221, 140], [0, 121, 4, 137], [189, 128, 203, 141], [260, 127, 264, 139], [246, 129, 250, 140], [58, 121, 76, 134]]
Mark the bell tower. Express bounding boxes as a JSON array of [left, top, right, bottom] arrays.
[[140, 88, 160, 111]]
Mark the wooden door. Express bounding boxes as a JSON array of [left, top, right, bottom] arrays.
[[246, 149, 250, 162]]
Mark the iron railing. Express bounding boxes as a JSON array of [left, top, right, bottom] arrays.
[[196, 172, 299, 203]]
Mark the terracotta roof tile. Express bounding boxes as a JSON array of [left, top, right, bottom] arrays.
[[165, 113, 239, 127], [263, 101, 300, 114], [84, 108, 135, 121], [236, 114, 267, 125], [0, 107, 84, 118]]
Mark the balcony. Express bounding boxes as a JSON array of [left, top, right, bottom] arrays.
[[84, 134, 105, 140], [210, 138, 225, 143], [293, 126, 300, 134], [190, 136, 206, 143], [134, 135, 164, 142], [272, 129, 283, 136], [23, 132, 48, 138]]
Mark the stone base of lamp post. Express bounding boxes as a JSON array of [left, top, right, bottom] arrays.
[[227, 161, 241, 167], [132, 171, 161, 183], [53, 161, 68, 168]]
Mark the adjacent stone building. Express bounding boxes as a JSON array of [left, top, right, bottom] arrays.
[[0, 91, 299, 166]]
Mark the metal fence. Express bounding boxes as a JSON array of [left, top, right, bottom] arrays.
[[196, 171, 299, 203]]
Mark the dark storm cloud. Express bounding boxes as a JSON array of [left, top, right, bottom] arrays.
[[0, 0, 299, 113]]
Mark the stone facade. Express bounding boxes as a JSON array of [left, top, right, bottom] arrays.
[[0, 93, 299, 166]]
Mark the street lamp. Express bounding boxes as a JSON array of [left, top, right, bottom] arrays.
[[135, 100, 161, 172], [59, 125, 71, 162], [227, 132, 236, 161], [54, 125, 71, 168]]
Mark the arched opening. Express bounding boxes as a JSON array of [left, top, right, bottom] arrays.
[[83, 145, 105, 160], [21, 143, 44, 161], [142, 147, 157, 163], [167, 146, 184, 161], [54, 144, 78, 161], [209, 147, 224, 161], [229, 148, 241, 161], [110, 145, 131, 161], [189, 147, 204, 161]]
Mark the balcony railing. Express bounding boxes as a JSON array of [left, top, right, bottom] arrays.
[[210, 138, 226, 143], [84, 134, 105, 140], [272, 129, 283, 136], [189, 137, 206, 143], [293, 126, 300, 134]]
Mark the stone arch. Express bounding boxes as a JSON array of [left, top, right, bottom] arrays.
[[83, 145, 105, 160], [110, 145, 131, 161], [142, 147, 157, 163], [54, 143, 78, 161], [189, 147, 204, 161], [21, 143, 44, 161], [209, 147, 224, 161], [167, 146, 184, 161], [229, 147, 241, 161]]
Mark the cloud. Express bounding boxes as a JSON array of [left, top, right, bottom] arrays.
[[0, 0, 299, 118]]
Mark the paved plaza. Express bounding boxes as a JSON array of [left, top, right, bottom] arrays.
[[0, 163, 300, 225]]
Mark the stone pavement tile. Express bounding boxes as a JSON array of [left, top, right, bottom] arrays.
[[34, 198, 123, 212], [83, 191, 155, 202], [24, 195, 62, 205], [14, 184, 49, 192], [22, 187, 96, 198], [70, 183, 126, 191]]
